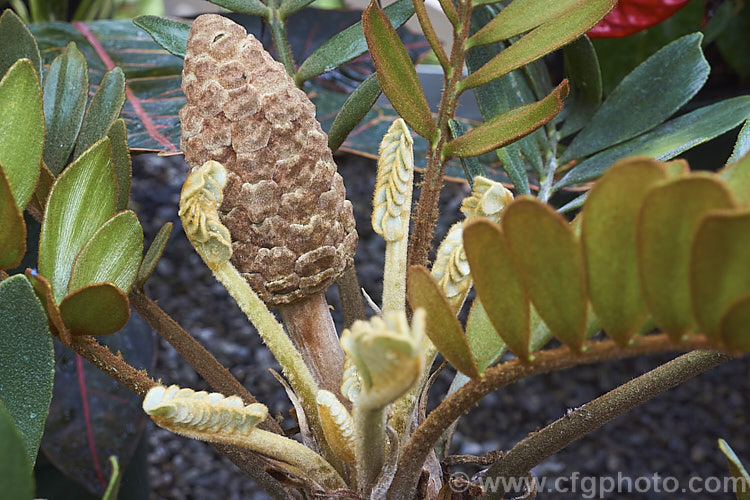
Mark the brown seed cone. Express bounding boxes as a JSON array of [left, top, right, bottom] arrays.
[[180, 14, 357, 306]]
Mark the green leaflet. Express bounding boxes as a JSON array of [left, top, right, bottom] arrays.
[[691, 210, 750, 343], [582, 158, 667, 346], [0, 9, 41, 82], [719, 293, 750, 352], [728, 119, 750, 166], [68, 210, 144, 295], [502, 197, 588, 352], [0, 58, 44, 211], [407, 266, 480, 378], [136, 222, 172, 288], [443, 80, 568, 159], [0, 275, 54, 467], [0, 401, 33, 500], [296, 0, 414, 84], [461, 0, 615, 91], [0, 167, 25, 270], [133, 15, 190, 59], [720, 151, 750, 208], [74, 67, 126, 159], [59, 282, 130, 336], [561, 33, 709, 163], [38, 138, 117, 303], [466, 300, 506, 373], [107, 118, 132, 211], [637, 175, 735, 341], [328, 74, 382, 153], [42, 42, 88, 175], [470, 0, 588, 42], [557, 96, 750, 188], [363, 2, 437, 141], [463, 219, 531, 361]]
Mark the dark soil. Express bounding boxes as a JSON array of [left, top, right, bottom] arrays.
[[132, 152, 750, 500]]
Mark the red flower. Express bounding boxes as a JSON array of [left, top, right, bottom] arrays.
[[588, 0, 692, 38]]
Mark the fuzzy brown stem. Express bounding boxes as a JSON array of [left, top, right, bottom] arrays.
[[278, 291, 345, 400], [408, 0, 473, 269], [337, 266, 366, 329], [481, 350, 730, 499], [387, 334, 723, 499], [0, 270, 9, 281], [69, 336, 289, 497], [129, 290, 283, 434]]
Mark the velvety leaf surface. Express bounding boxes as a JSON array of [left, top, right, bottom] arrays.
[[470, 0, 591, 44], [24, 270, 70, 345], [582, 158, 666, 345], [31, 20, 183, 154], [0, 275, 54, 465], [327, 73, 381, 153], [42, 314, 153, 496], [0, 9, 41, 81], [279, 0, 316, 20], [42, 42, 88, 175], [465, 299, 505, 372], [719, 293, 750, 352], [0, 59, 44, 210], [0, 401, 33, 500], [363, 2, 437, 141], [407, 266, 479, 378], [691, 210, 750, 342], [133, 15, 190, 58], [720, 151, 750, 208], [59, 283, 130, 336], [559, 36, 602, 138], [557, 96, 750, 188], [588, 0, 691, 38], [69, 211, 143, 295], [295, 0, 414, 84], [107, 118, 132, 211], [74, 67, 125, 158], [461, 0, 616, 90], [444, 80, 568, 159], [38, 138, 117, 304], [136, 221, 172, 288], [502, 198, 588, 351], [718, 439, 750, 500], [0, 167, 26, 270], [637, 175, 735, 340], [561, 33, 708, 162], [463, 219, 530, 360]]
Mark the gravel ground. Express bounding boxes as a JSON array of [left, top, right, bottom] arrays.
[[132, 152, 750, 499]]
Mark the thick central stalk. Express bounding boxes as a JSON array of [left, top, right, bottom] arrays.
[[278, 291, 346, 401]]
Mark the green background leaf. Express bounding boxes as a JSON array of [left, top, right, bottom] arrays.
[[720, 151, 750, 208], [136, 221, 171, 288], [0, 274, 54, 465], [327, 73, 381, 153], [557, 97, 750, 188], [133, 15, 189, 58], [561, 33, 709, 162], [559, 35, 601, 138], [718, 439, 750, 500]]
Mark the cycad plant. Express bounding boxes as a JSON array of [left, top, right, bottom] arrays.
[[1, 0, 750, 498]]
